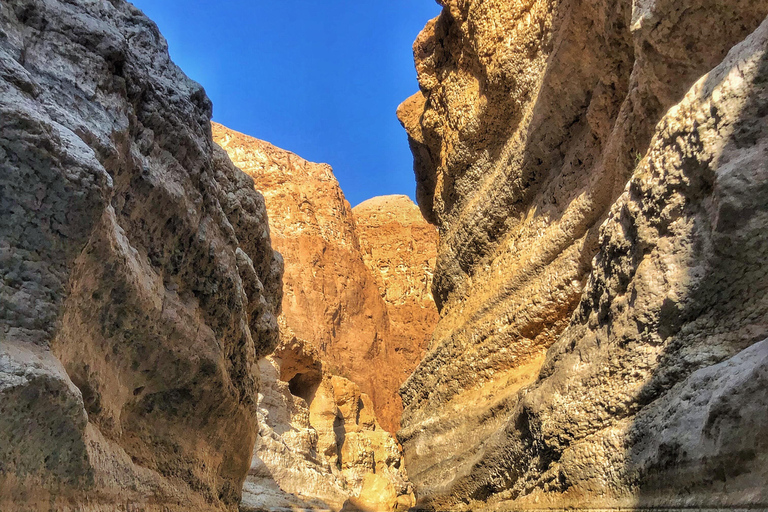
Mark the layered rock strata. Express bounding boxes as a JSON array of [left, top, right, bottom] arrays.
[[0, 1, 282, 511], [212, 123, 437, 433], [399, 0, 768, 509]]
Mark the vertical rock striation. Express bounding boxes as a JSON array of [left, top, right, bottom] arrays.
[[0, 1, 282, 511], [399, 0, 768, 509]]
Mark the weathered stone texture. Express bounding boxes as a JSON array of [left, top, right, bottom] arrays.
[[0, 1, 281, 510], [399, 0, 768, 508], [212, 125, 437, 511], [213, 124, 438, 434], [239, 334, 414, 512], [353, 195, 439, 428], [212, 123, 395, 422]]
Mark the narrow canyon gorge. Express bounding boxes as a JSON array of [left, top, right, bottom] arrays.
[[212, 123, 437, 511], [1, 0, 767, 511]]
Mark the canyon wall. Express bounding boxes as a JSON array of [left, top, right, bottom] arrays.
[[240, 337, 414, 512], [399, 0, 768, 509], [0, 1, 282, 511], [212, 124, 437, 510], [353, 196, 439, 397], [213, 123, 437, 433]]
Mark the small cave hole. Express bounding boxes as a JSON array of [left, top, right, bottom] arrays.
[[287, 372, 320, 403]]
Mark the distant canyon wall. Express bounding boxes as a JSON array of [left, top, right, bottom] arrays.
[[240, 337, 415, 512], [212, 123, 438, 511], [353, 195, 439, 396], [213, 123, 438, 434], [399, 0, 768, 509], [0, 1, 282, 510]]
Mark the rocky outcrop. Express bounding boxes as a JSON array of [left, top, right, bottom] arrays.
[[212, 123, 394, 422], [240, 335, 414, 512], [212, 124, 437, 433], [0, 1, 281, 511], [353, 195, 439, 431], [399, 0, 768, 509], [212, 125, 435, 510]]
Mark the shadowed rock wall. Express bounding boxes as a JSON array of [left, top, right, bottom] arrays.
[[399, 0, 768, 509], [0, 1, 282, 511]]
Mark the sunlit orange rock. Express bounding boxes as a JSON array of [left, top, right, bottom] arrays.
[[212, 123, 437, 510]]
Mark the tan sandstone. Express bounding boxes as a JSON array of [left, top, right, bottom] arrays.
[[239, 333, 415, 512], [353, 195, 439, 428], [213, 123, 437, 433], [398, 0, 768, 509], [211, 125, 437, 510], [0, 1, 282, 510]]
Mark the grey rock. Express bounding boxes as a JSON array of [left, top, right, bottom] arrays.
[[0, 1, 281, 510]]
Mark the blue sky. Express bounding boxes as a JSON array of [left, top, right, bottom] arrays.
[[129, 1, 441, 207]]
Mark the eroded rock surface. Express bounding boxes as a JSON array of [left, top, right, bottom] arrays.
[[213, 124, 437, 433], [240, 335, 414, 512], [353, 195, 439, 430], [212, 123, 395, 421], [0, 1, 281, 510], [212, 125, 435, 510], [399, 0, 768, 508]]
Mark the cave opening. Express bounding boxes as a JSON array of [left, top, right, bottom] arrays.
[[287, 371, 321, 404]]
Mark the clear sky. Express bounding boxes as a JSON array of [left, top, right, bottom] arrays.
[[129, 1, 441, 207]]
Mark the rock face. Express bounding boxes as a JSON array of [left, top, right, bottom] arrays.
[[240, 336, 414, 512], [399, 0, 768, 509], [212, 125, 436, 510], [0, 1, 282, 511], [353, 195, 439, 427], [212, 123, 437, 433]]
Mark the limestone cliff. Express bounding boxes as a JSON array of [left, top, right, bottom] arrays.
[[213, 123, 437, 433], [353, 195, 439, 428], [0, 1, 282, 511], [399, 0, 768, 509]]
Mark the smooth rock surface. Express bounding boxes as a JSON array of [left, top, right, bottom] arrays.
[[398, 0, 768, 509], [0, 1, 282, 510]]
